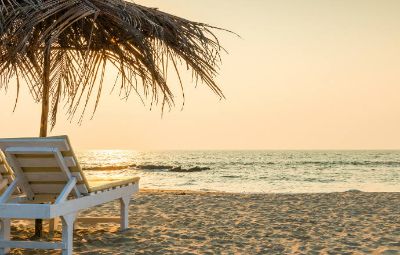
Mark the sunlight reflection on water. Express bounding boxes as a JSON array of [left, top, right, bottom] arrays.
[[76, 150, 400, 193]]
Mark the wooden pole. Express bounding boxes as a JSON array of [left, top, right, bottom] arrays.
[[40, 45, 51, 138], [35, 43, 51, 238]]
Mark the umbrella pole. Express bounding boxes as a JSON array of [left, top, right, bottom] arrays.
[[39, 46, 50, 138], [35, 44, 51, 238]]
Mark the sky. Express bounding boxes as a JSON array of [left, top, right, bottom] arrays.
[[1, 0, 400, 150]]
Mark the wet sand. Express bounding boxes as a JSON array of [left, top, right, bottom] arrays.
[[8, 190, 400, 254]]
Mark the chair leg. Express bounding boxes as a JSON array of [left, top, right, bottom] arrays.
[[0, 218, 10, 255], [49, 217, 59, 238], [61, 214, 76, 255], [120, 196, 131, 230]]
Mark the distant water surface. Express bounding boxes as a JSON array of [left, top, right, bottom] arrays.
[[77, 150, 400, 193]]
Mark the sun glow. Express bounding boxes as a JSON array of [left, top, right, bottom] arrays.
[[2, 0, 400, 150]]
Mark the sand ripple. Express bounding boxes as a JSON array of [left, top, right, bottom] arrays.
[[7, 191, 400, 254]]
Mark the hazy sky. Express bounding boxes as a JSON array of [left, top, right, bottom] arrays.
[[1, 0, 400, 150]]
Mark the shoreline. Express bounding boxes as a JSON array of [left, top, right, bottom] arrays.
[[139, 188, 400, 195]]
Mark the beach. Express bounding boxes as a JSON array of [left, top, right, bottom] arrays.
[[8, 190, 400, 255], [2, 1, 400, 254]]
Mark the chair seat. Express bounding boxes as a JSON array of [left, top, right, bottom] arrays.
[[86, 177, 140, 193]]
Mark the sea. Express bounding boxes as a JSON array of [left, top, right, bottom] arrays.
[[78, 150, 400, 193]]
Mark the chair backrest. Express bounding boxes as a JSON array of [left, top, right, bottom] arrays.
[[0, 151, 14, 194], [0, 136, 90, 200]]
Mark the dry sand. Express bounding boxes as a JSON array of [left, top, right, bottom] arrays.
[[7, 190, 400, 255]]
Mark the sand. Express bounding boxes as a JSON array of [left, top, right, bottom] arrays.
[[7, 190, 400, 255]]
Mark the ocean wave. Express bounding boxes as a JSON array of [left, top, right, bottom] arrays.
[[84, 164, 211, 173], [169, 166, 210, 173], [83, 165, 131, 171], [222, 175, 241, 178], [82, 160, 400, 171], [133, 164, 174, 170]]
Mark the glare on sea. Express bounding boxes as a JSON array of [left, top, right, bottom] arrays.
[[80, 150, 138, 166]]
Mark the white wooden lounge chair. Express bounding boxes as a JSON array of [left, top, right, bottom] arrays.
[[0, 136, 140, 255]]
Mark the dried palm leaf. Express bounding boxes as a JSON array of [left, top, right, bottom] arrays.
[[0, 0, 228, 130]]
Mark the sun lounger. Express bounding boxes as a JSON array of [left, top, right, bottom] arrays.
[[0, 136, 139, 255]]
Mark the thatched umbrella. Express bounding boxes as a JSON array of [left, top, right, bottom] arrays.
[[0, 0, 227, 237]]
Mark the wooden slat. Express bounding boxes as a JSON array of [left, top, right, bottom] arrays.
[[21, 167, 81, 173], [31, 184, 88, 194], [30, 181, 85, 185], [25, 172, 83, 182], [5, 147, 56, 154], [26, 194, 58, 203], [0, 203, 51, 218], [0, 240, 63, 250], [0, 138, 70, 152], [30, 183, 61, 194], [88, 177, 140, 193], [17, 156, 76, 168], [16, 154, 53, 158]]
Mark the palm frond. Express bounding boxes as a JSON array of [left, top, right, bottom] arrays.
[[0, 0, 228, 128]]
